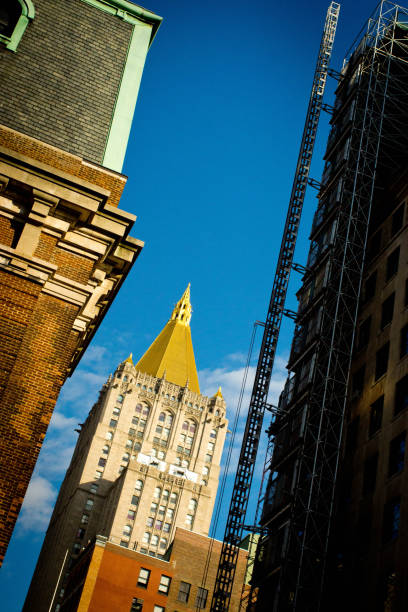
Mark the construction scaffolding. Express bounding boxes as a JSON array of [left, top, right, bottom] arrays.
[[209, 4, 340, 611], [251, 2, 408, 610]]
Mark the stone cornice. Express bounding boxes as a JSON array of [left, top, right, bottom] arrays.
[[0, 145, 143, 378]]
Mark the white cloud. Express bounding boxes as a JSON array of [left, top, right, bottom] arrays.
[[49, 411, 78, 430], [17, 476, 57, 534]]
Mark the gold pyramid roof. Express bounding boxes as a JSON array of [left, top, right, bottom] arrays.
[[135, 284, 200, 393]]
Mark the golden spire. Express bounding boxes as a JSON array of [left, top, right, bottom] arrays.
[[135, 284, 200, 393], [171, 283, 192, 325], [124, 353, 133, 364], [214, 386, 223, 399]]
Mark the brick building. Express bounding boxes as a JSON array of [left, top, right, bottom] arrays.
[[0, 0, 161, 565], [59, 529, 248, 612], [24, 287, 229, 611]]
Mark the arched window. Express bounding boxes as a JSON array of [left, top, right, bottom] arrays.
[[122, 453, 130, 462], [135, 479, 144, 491], [177, 419, 197, 460], [153, 411, 173, 448], [0, 1, 34, 52], [105, 431, 113, 441], [117, 394, 124, 404], [123, 375, 128, 382], [123, 525, 132, 536], [102, 445, 110, 455]]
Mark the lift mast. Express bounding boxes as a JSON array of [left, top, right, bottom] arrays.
[[210, 4, 340, 610]]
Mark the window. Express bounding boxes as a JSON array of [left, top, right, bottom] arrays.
[[95, 470, 103, 480], [117, 394, 124, 404], [364, 271, 377, 302], [142, 532, 150, 544], [128, 510, 136, 521], [132, 417, 139, 426], [120, 540, 129, 548], [81, 514, 89, 524], [210, 428, 217, 439], [155, 520, 163, 530], [146, 517, 154, 527], [102, 445, 110, 455], [375, 342, 389, 380], [126, 439, 133, 448], [188, 499, 198, 512], [0, 1, 34, 52], [202, 466, 209, 476], [158, 505, 165, 516], [386, 247, 400, 281], [153, 606, 165, 612], [113, 407, 121, 415], [391, 205, 404, 235], [151, 534, 159, 546], [166, 508, 174, 520], [389, 432, 405, 476], [346, 417, 359, 453], [352, 365, 365, 397], [205, 454, 212, 463], [395, 375, 408, 415], [72, 543, 81, 555], [154, 487, 161, 499], [85, 499, 94, 511], [163, 522, 171, 532], [105, 431, 113, 441], [207, 441, 215, 452], [381, 293, 395, 329], [130, 597, 144, 611], [195, 587, 208, 609], [129, 428, 136, 436], [383, 498, 401, 542], [185, 514, 193, 528], [131, 495, 140, 506], [363, 454, 378, 495], [170, 492, 178, 504], [177, 581, 191, 603], [109, 419, 117, 428], [367, 229, 382, 261], [123, 525, 132, 536], [369, 396, 384, 437], [400, 324, 408, 359], [76, 527, 85, 539], [98, 458, 106, 468], [158, 575, 171, 594], [159, 537, 167, 550], [135, 480, 144, 491], [122, 453, 130, 462]]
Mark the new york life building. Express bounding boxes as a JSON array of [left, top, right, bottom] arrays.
[[24, 287, 248, 612], [0, 0, 161, 565]]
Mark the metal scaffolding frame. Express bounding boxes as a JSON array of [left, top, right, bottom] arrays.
[[251, 2, 408, 610], [209, 4, 340, 611]]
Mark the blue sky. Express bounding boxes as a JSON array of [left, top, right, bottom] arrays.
[[0, 0, 380, 609]]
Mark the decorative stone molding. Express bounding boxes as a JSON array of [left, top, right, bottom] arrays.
[[0, 143, 144, 378]]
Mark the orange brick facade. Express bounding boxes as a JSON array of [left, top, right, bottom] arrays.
[[60, 529, 248, 612], [0, 129, 143, 565]]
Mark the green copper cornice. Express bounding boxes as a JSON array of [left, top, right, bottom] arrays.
[[79, 0, 162, 44]]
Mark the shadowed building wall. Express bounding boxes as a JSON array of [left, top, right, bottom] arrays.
[[0, 0, 161, 565]]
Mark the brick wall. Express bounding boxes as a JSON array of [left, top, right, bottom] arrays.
[[0, 0, 132, 164]]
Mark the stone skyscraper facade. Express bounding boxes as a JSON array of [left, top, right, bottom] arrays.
[[24, 286, 228, 611]]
